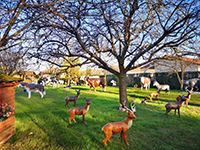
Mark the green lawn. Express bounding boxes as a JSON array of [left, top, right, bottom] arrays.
[[1, 85, 200, 150]]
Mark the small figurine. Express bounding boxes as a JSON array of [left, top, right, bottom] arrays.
[[140, 97, 147, 105], [119, 103, 126, 112]]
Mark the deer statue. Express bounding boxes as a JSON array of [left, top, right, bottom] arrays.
[[102, 100, 136, 147], [176, 95, 182, 102], [68, 97, 92, 124], [65, 90, 80, 108], [165, 95, 187, 118], [176, 88, 193, 107], [185, 88, 193, 107], [149, 89, 162, 101]]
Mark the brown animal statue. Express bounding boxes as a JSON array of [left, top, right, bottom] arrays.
[[165, 95, 187, 118], [65, 90, 81, 108], [149, 89, 162, 101], [85, 76, 107, 92], [140, 77, 151, 90], [176, 95, 182, 102], [185, 88, 193, 107], [102, 101, 136, 147], [177, 88, 193, 107], [68, 97, 92, 124]]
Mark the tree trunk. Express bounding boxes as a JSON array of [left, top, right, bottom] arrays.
[[180, 79, 184, 91], [118, 72, 128, 107], [67, 74, 70, 85], [180, 70, 185, 91]]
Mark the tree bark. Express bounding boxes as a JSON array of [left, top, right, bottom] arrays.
[[118, 72, 128, 107], [180, 79, 184, 91]]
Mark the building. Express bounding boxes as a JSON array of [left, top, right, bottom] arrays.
[[142, 56, 200, 73], [109, 65, 155, 77]]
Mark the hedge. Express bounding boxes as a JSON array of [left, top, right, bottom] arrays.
[[106, 71, 200, 90]]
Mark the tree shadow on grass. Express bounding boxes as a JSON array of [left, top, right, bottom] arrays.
[[17, 110, 87, 149], [12, 87, 200, 150]]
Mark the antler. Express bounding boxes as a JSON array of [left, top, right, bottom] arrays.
[[186, 87, 193, 92], [123, 100, 136, 112], [123, 101, 131, 112], [185, 86, 189, 92], [130, 100, 136, 112]]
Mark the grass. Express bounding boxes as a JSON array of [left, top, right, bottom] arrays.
[[1, 85, 200, 150]]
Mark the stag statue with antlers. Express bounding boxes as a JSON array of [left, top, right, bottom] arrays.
[[102, 100, 136, 146]]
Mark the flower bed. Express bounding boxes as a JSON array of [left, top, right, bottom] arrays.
[[0, 103, 15, 123]]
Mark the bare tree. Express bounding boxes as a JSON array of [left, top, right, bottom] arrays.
[[0, 0, 46, 76], [27, 0, 200, 105], [45, 59, 60, 77], [0, 0, 38, 49], [0, 47, 28, 76], [61, 57, 81, 84], [156, 55, 197, 90]]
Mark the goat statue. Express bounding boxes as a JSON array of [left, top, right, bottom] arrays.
[[165, 95, 187, 118], [65, 90, 80, 108], [102, 100, 136, 146]]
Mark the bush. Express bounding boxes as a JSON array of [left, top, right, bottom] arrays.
[[106, 75, 119, 86]]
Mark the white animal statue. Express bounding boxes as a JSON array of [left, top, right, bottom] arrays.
[[153, 81, 170, 95], [140, 77, 151, 90], [18, 82, 46, 99], [110, 80, 117, 87]]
